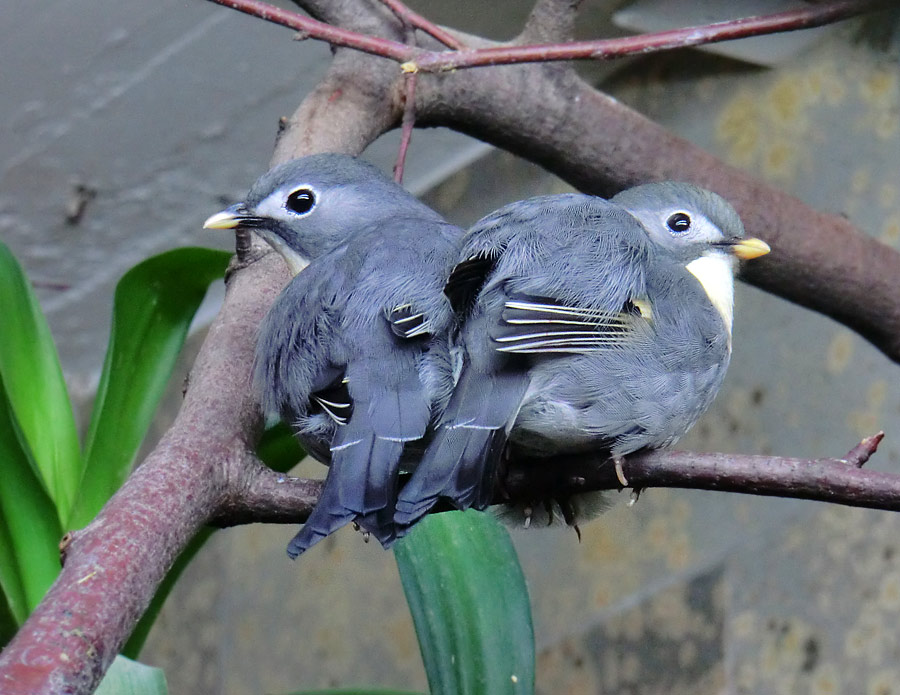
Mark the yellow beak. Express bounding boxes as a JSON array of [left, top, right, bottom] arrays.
[[731, 237, 771, 260], [203, 210, 242, 230]]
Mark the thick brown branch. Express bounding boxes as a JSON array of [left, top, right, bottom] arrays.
[[214, 464, 322, 527], [414, 62, 900, 363], [518, 0, 583, 44]]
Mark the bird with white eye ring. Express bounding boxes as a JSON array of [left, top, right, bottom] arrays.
[[395, 182, 770, 532], [204, 153, 465, 556]]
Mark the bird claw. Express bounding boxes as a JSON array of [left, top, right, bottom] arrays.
[[614, 456, 629, 487], [627, 487, 644, 507]]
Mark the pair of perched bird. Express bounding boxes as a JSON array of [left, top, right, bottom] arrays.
[[204, 153, 770, 557]]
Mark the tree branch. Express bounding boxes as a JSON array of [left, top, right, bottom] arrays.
[[505, 433, 893, 509], [413, 62, 900, 363], [210, 0, 413, 62], [393, 70, 417, 183], [412, 0, 887, 71], [2, 2, 898, 692], [207, 0, 888, 72], [378, 0, 465, 50], [518, 0, 583, 45], [213, 0, 900, 364], [0, 52, 400, 694], [203, 434, 891, 527]]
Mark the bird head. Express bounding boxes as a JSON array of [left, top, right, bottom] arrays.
[[612, 182, 770, 334], [611, 182, 770, 265], [203, 153, 440, 274]]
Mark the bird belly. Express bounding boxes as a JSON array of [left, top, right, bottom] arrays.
[[510, 351, 728, 457]]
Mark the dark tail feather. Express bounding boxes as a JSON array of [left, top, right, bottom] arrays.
[[393, 424, 510, 527], [394, 368, 527, 527], [286, 474, 355, 558], [287, 430, 404, 557], [332, 428, 404, 515], [454, 427, 508, 511]]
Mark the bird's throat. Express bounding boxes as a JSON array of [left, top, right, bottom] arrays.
[[685, 252, 735, 337]]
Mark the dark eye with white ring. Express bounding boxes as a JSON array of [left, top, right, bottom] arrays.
[[666, 212, 691, 233], [286, 188, 316, 215]]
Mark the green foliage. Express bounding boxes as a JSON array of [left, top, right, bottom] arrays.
[[395, 511, 535, 695], [0, 243, 81, 524], [94, 655, 169, 695], [280, 690, 424, 695], [0, 242, 536, 695], [71, 248, 231, 527], [0, 242, 229, 636]]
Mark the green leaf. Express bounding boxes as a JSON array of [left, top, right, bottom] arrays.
[[0, 242, 81, 523], [279, 690, 424, 695], [257, 422, 306, 473], [70, 248, 230, 528], [0, 582, 18, 648], [0, 377, 63, 621], [94, 655, 168, 695], [394, 510, 534, 695]]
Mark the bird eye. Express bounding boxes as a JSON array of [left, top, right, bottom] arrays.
[[666, 212, 691, 233], [286, 188, 316, 215]]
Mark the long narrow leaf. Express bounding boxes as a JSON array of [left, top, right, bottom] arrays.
[[281, 690, 425, 695], [0, 582, 18, 647], [257, 422, 306, 472], [94, 655, 168, 695], [0, 378, 63, 621], [395, 510, 535, 695], [0, 242, 81, 523], [70, 248, 230, 528]]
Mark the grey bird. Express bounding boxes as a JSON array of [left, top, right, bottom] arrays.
[[394, 183, 770, 527], [204, 153, 463, 556]]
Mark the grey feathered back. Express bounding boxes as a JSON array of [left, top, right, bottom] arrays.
[[396, 185, 742, 529]]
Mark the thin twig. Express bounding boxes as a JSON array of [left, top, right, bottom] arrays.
[[207, 0, 887, 73], [842, 431, 885, 468], [394, 71, 418, 183], [214, 434, 892, 525], [503, 433, 894, 510], [378, 0, 465, 49], [412, 0, 887, 71], [209, 0, 414, 62]]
